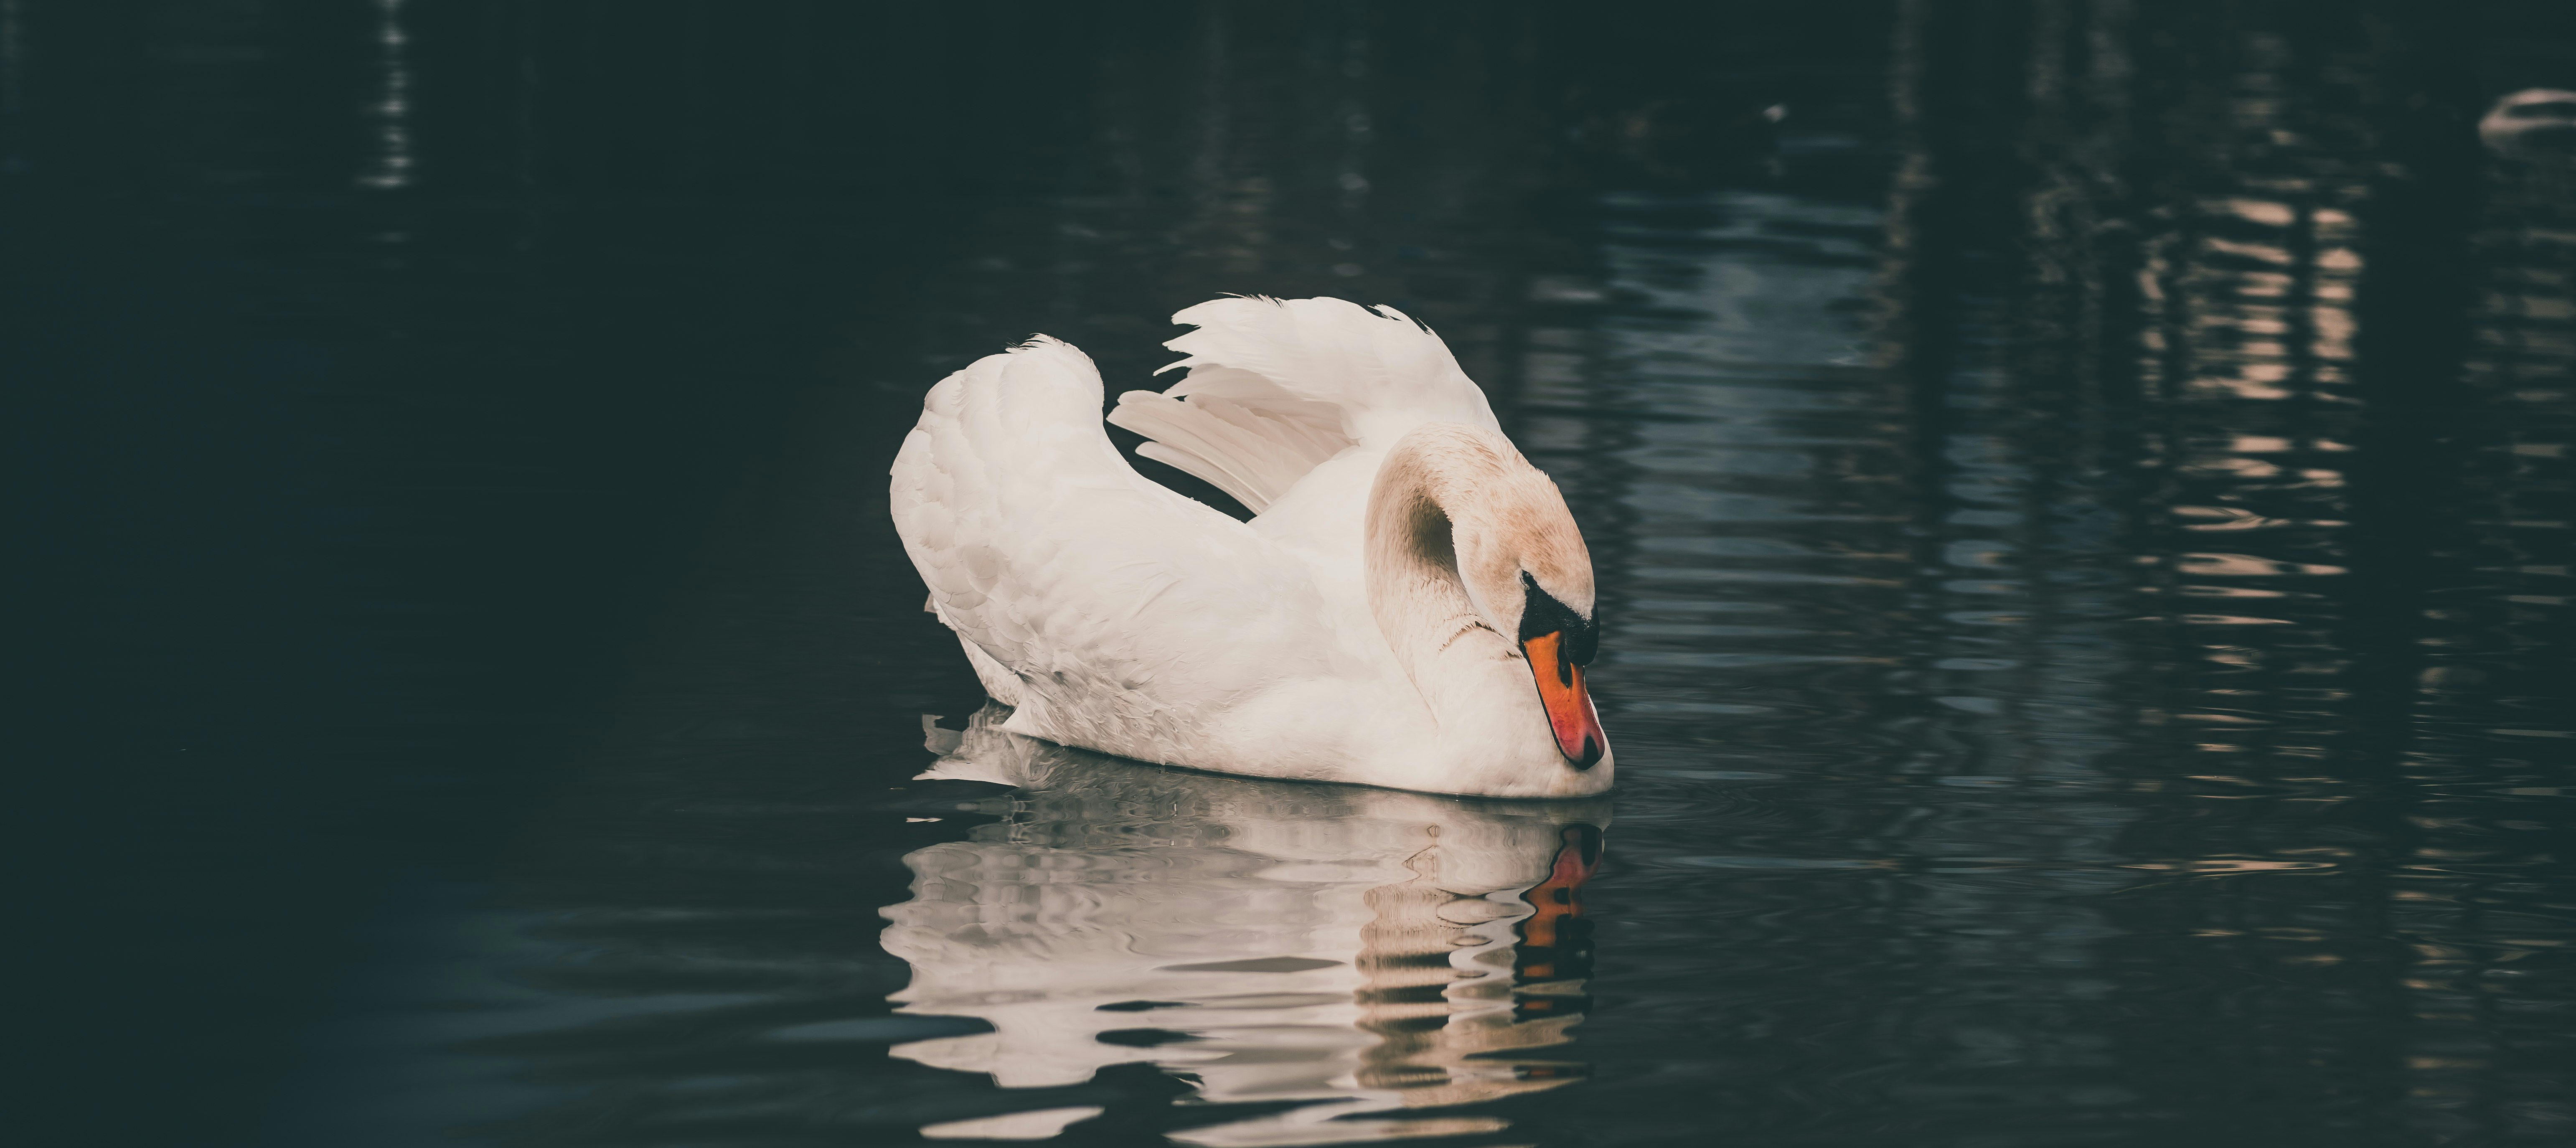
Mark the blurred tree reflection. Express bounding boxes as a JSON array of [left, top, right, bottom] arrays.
[[1876, 3, 2574, 1140]]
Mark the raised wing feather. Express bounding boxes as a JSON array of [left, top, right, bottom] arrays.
[[1108, 374, 1349, 511], [1106, 296, 1501, 513], [889, 337, 1332, 760]]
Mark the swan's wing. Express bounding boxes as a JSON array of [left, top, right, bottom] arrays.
[[890, 337, 1333, 757], [1105, 296, 1502, 512], [1104, 373, 1349, 513]]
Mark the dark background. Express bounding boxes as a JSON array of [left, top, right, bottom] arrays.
[[10, 2, 2573, 1145]]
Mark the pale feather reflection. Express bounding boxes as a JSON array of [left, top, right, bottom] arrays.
[[882, 705, 1609, 1146]]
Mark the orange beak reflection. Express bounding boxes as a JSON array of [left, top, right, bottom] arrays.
[[1521, 631, 1606, 770]]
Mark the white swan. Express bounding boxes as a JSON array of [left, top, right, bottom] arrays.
[[890, 295, 1610, 798]]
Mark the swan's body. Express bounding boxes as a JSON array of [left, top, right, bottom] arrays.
[[889, 296, 1610, 798]]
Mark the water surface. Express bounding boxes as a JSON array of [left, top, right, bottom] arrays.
[[15, 3, 2574, 1146]]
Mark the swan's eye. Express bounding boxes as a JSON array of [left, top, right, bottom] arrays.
[[1567, 622, 1598, 666], [1517, 571, 1596, 665]]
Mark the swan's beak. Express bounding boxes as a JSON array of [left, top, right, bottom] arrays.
[[1521, 631, 1606, 770]]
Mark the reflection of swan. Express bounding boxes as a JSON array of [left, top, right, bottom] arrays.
[[888, 296, 1611, 798], [2480, 89, 2576, 163], [884, 707, 1611, 1145]]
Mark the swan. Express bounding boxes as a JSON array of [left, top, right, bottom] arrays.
[[890, 295, 1611, 798]]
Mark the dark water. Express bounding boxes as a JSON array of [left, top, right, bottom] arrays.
[[16, 3, 2576, 1146]]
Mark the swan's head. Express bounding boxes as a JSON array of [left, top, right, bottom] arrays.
[[1370, 424, 1609, 772], [1451, 467, 1607, 770]]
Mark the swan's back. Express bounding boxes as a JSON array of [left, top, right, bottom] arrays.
[[890, 337, 1339, 764]]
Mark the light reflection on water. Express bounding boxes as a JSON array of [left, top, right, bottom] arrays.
[[887, 709, 1606, 1146]]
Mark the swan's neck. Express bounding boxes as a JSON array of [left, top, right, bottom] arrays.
[[1363, 425, 1524, 726]]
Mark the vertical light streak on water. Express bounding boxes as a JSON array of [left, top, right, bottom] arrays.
[[0, 0, 23, 173], [1331, 29, 1372, 238], [1181, 3, 1262, 281], [358, 0, 413, 191]]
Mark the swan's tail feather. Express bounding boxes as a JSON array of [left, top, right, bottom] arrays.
[[1107, 296, 1497, 513]]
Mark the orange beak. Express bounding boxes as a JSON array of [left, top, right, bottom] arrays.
[[1522, 631, 1606, 770]]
